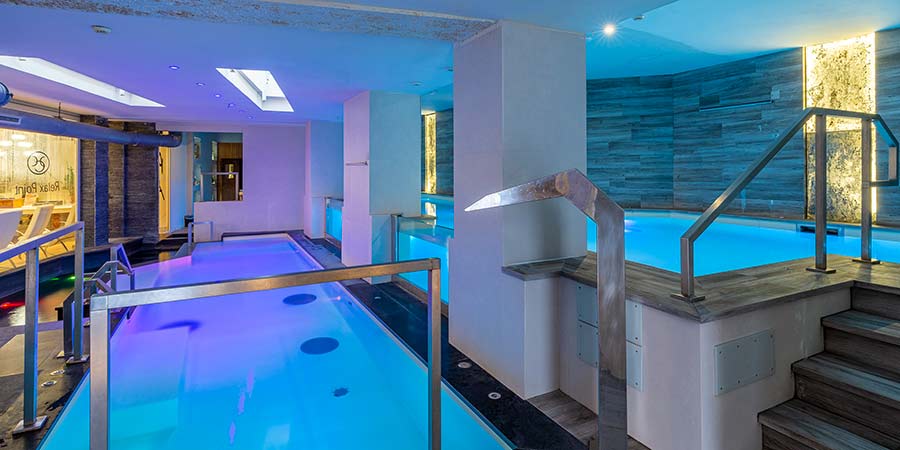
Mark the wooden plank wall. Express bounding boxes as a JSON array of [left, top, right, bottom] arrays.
[[671, 49, 806, 218], [586, 75, 674, 209], [876, 28, 900, 227]]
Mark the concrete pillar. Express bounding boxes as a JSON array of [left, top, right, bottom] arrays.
[[303, 120, 344, 239], [342, 91, 421, 273], [79, 116, 109, 247], [450, 21, 587, 398]]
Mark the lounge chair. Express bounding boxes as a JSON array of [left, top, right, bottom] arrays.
[[46, 209, 77, 252], [15, 204, 54, 258], [0, 209, 23, 268]]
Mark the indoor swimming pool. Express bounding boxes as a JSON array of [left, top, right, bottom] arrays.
[[39, 236, 508, 450]]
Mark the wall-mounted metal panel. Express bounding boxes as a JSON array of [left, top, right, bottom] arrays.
[[715, 329, 775, 395], [626, 300, 642, 346], [576, 283, 598, 327], [577, 321, 599, 368], [627, 341, 643, 391]]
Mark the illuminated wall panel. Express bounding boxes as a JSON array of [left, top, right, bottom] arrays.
[[804, 34, 876, 222], [423, 113, 437, 194]]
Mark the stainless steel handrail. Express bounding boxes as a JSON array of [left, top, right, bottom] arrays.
[[1, 221, 85, 435], [465, 169, 627, 450], [187, 220, 215, 248], [89, 258, 442, 450], [677, 107, 900, 301]]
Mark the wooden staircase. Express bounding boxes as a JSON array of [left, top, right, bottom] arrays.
[[758, 287, 900, 450]]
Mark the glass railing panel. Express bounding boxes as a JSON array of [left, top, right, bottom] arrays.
[[396, 216, 452, 303], [325, 199, 343, 242]]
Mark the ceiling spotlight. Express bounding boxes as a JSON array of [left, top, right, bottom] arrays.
[[214, 93, 222, 98], [227, 102, 235, 108], [633, 15, 645, 21], [16, 141, 33, 148], [168, 65, 180, 70], [248, 115, 254, 120], [10, 134, 26, 141], [411, 81, 423, 87], [602, 23, 617, 36], [0, 140, 12, 147], [91, 25, 112, 34], [196, 82, 205, 87]]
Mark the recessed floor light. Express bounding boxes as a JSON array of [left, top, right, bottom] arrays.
[[0, 56, 164, 107], [217, 68, 293, 112]]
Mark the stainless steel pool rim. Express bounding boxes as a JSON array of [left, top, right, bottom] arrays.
[[89, 257, 443, 450]]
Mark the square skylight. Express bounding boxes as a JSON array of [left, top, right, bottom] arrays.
[[216, 68, 294, 112], [0, 56, 164, 107]]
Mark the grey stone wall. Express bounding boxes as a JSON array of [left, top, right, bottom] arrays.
[[78, 116, 109, 247], [876, 27, 900, 227], [421, 108, 454, 195]]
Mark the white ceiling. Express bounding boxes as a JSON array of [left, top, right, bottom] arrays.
[[2, 0, 899, 124]]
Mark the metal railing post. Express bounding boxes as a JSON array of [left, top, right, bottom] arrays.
[[427, 265, 442, 450], [13, 249, 47, 434], [69, 228, 88, 364], [679, 236, 700, 301], [109, 246, 119, 292], [809, 113, 835, 273], [90, 307, 111, 450], [856, 118, 880, 265]]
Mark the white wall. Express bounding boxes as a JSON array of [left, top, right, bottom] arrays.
[[556, 277, 851, 450], [158, 122, 306, 239], [303, 120, 343, 238], [342, 91, 420, 270], [450, 21, 586, 399]]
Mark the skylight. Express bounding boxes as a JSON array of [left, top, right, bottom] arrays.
[[0, 56, 164, 107], [216, 68, 294, 112]]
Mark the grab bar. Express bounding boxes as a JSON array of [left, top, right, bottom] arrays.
[[187, 220, 214, 248], [677, 107, 900, 301], [90, 258, 443, 450]]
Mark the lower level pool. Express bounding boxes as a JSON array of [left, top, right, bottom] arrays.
[[39, 235, 508, 450]]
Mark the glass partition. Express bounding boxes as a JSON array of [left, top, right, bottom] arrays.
[[396, 216, 452, 303], [191, 133, 243, 203], [325, 198, 343, 241]]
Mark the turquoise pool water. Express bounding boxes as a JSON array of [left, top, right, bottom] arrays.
[[325, 199, 343, 241], [588, 211, 900, 275], [39, 236, 508, 450]]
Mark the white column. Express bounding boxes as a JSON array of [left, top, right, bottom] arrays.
[[342, 91, 421, 273], [450, 21, 587, 398], [303, 120, 344, 238]]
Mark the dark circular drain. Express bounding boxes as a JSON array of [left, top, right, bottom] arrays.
[[301, 337, 339, 355], [283, 293, 317, 305], [333, 387, 349, 397], [158, 320, 202, 332]]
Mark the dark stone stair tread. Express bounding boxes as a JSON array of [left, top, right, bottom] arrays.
[[824, 310, 900, 347], [759, 400, 890, 450], [793, 354, 900, 409]]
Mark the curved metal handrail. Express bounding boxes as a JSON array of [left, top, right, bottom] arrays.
[[677, 107, 900, 301], [465, 169, 628, 450]]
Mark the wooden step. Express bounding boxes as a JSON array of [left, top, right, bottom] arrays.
[[824, 310, 900, 376], [793, 354, 900, 438], [853, 288, 900, 322], [759, 399, 895, 450]]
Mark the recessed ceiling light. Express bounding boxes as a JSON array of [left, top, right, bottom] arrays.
[[0, 56, 164, 107], [196, 82, 205, 87], [227, 102, 235, 108], [214, 93, 222, 98], [239, 109, 246, 114], [216, 68, 293, 112], [0, 140, 12, 147], [10, 134, 26, 141], [411, 81, 423, 87], [248, 115, 254, 119], [16, 141, 33, 148], [91, 25, 112, 34], [603, 23, 617, 36], [169, 65, 180, 70], [633, 15, 645, 21]]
